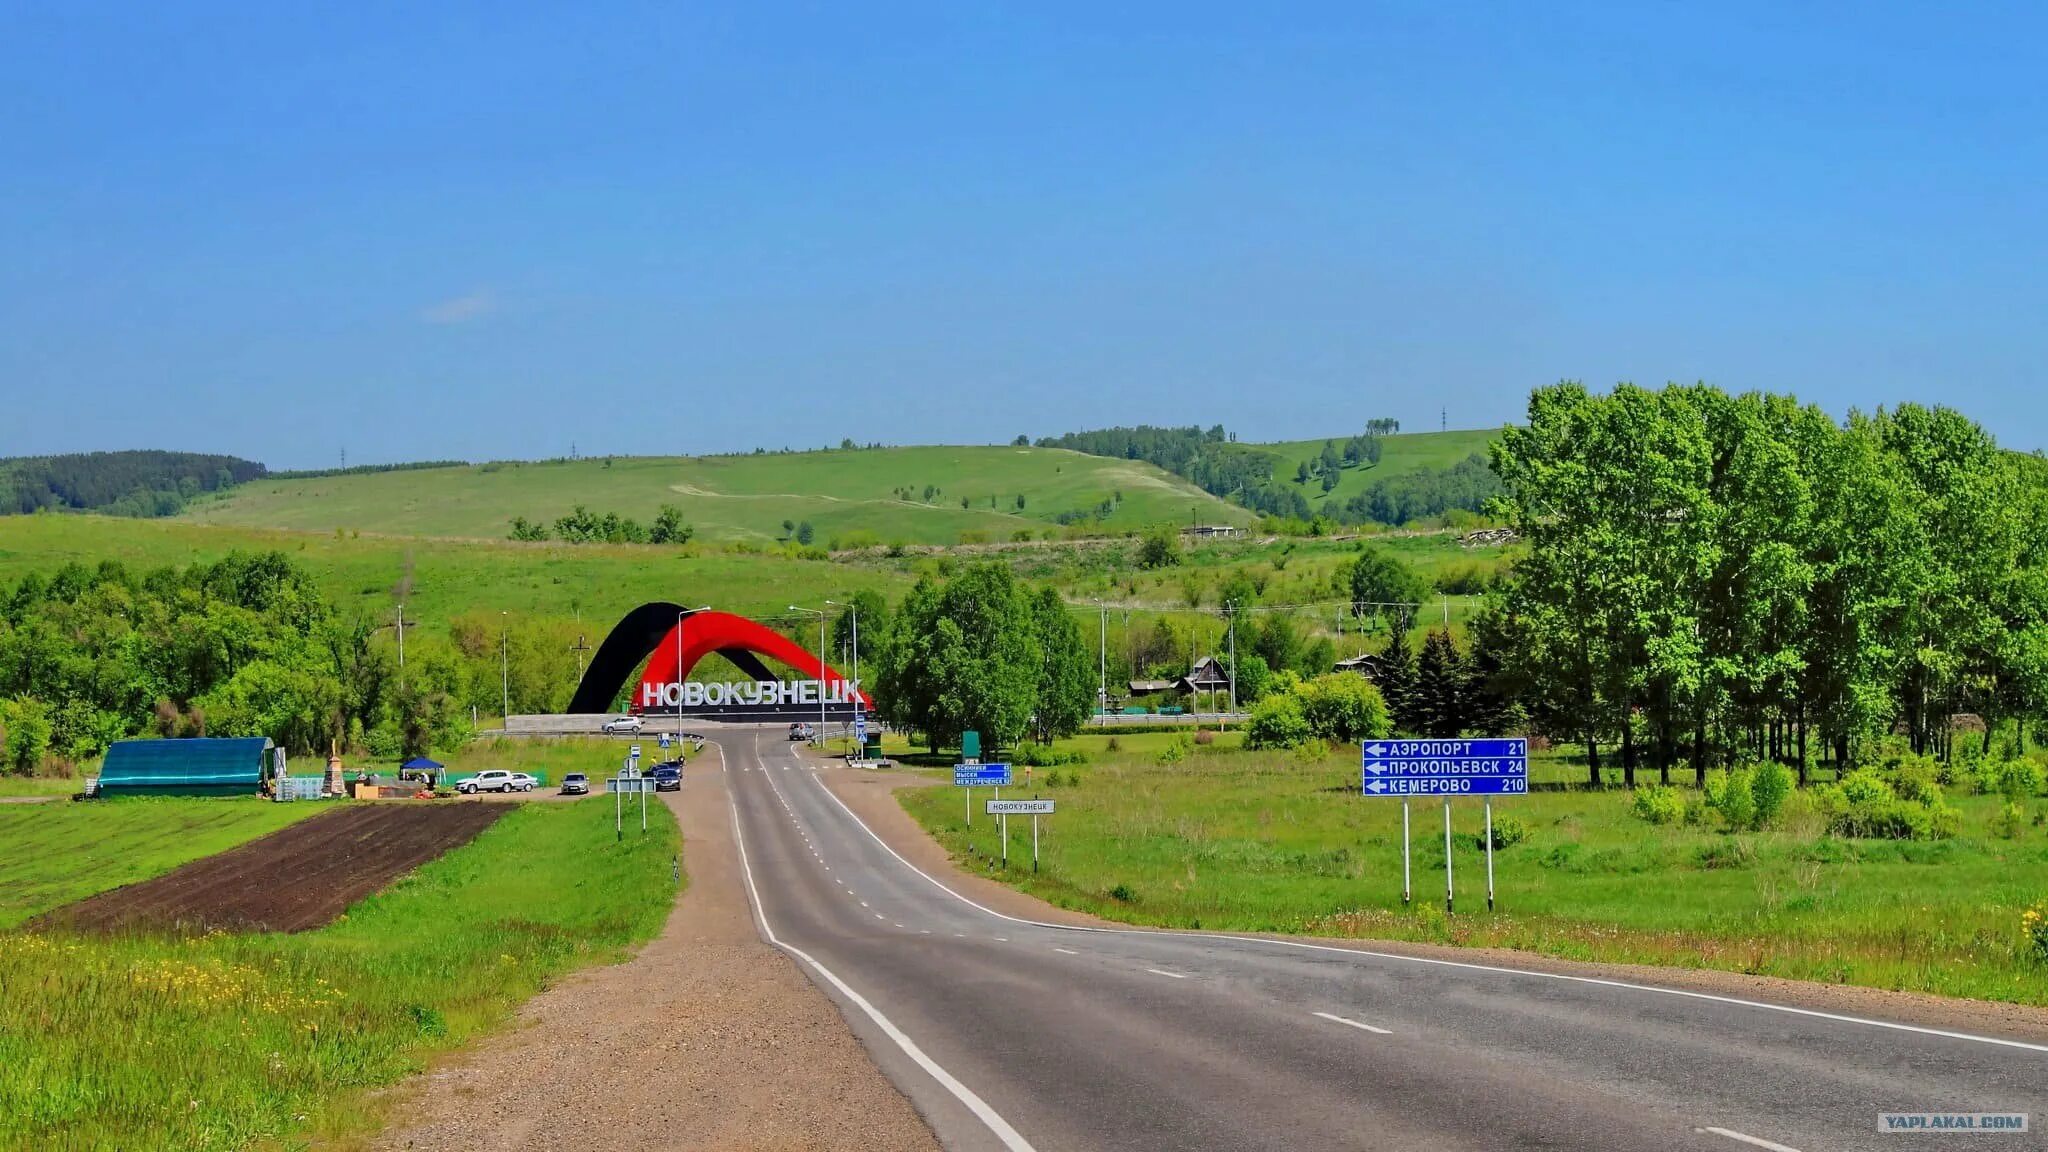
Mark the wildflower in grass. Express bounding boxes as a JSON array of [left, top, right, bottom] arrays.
[[2025, 904, 2048, 965]]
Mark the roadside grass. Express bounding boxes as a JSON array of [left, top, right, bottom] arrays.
[[0, 796, 679, 1152], [0, 776, 85, 799], [897, 744, 2048, 1006], [0, 799, 322, 929]]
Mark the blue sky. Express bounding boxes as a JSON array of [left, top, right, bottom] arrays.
[[3, 2, 2043, 467]]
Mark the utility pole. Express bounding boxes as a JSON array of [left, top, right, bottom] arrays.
[[1227, 603, 1237, 722], [499, 611, 510, 725], [1096, 601, 1108, 727], [571, 633, 592, 679], [789, 605, 829, 746]]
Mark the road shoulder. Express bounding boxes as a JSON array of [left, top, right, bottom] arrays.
[[821, 762, 2048, 1047], [365, 750, 941, 1152]]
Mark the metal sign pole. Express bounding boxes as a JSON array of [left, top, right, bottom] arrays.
[[1401, 799, 1411, 906], [641, 780, 648, 834], [1032, 811, 1040, 872], [615, 783, 622, 843], [1443, 799, 1455, 916], [966, 785, 972, 828], [1484, 801, 1496, 912], [1002, 808, 1009, 866]]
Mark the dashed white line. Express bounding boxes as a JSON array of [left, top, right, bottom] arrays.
[[1313, 1011, 1392, 1035], [1145, 968, 1188, 980], [1053, 947, 1078, 955], [1696, 1128, 1801, 1152]]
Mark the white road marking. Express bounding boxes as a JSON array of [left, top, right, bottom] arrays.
[[1696, 1128, 1801, 1152], [1313, 1011, 1392, 1035], [806, 771, 2048, 1055], [1146, 968, 1188, 980], [1053, 947, 1078, 955], [725, 737, 1037, 1152], [860, 901, 870, 908], [993, 937, 1008, 943]]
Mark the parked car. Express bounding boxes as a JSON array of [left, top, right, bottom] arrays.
[[788, 722, 814, 741], [602, 715, 644, 735], [650, 764, 682, 792], [456, 769, 536, 794], [559, 772, 590, 796]]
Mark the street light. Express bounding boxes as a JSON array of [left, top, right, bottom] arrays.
[[789, 605, 828, 747], [499, 611, 510, 728], [675, 605, 710, 733], [825, 599, 860, 750]]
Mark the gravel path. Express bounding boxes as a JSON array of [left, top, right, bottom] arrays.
[[371, 747, 941, 1151]]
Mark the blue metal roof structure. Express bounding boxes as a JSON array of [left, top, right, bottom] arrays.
[[98, 737, 274, 797]]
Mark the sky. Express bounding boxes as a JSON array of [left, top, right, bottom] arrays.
[[2, 2, 2044, 468]]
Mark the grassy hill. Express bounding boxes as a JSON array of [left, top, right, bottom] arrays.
[[0, 514, 912, 632], [1255, 428, 1499, 515], [182, 447, 1249, 545]]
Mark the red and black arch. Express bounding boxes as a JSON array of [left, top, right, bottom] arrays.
[[566, 603, 868, 714]]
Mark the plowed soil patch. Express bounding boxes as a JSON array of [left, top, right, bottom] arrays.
[[38, 803, 508, 934]]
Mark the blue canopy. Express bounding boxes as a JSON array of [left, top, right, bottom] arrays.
[[401, 757, 444, 770]]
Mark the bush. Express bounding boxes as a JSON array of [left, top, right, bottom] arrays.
[[1015, 744, 1087, 768], [1993, 801, 2026, 840], [1717, 767, 1757, 831], [1630, 785, 1685, 826], [1750, 761, 1794, 828], [1193, 729, 1214, 746], [2025, 904, 2048, 965], [1474, 814, 1527, 850], [1826, 771, 1958, 841], [1295, 674, 1391, 743], [1839, 770, 1894, 807], [1245, 695, 1313, 750], [1995, 758, 2044, 801], [1155, 735, 1192, 766]]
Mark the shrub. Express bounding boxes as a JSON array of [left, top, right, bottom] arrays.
[[1296, 674, 1391, 743], [1703, 768, 1730, 810], [1993, 801, 2026, 840], [1996, 758, 2045, 801], [1474, 814, 1528, 850], [1717, 767, 1757, 831], [1750, 761, 1794, 828], [1108, 883, 1137, 903], [1630, 785, 1685, 826], [1155, 735, 1192, 766], [1839, 770, 1894, 807], [2025, 904, 2048, 965], [1245, 695, 1313, 750], [1193, 729, 1214, 746]]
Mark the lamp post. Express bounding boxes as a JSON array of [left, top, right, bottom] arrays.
[[826, 599, 860, 747], [789, 605, 828, 747], [1095, 599, 1108, 727], [499, 611, 510, 727], [674, 605, 710, 732]]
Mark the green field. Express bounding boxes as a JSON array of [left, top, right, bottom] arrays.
[[1258, 428, 1499, 514], [898, 743, 2048, 1006], [0, 513, 913, 636], [0, 799, 321, 929], [183, 447, 1249, 545], [0, 794, 679, 1151]]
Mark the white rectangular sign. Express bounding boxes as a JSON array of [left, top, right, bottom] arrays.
[[986, 799, 1055, 815]]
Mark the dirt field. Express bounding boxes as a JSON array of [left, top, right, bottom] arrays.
[[38, 802, 508, 934]]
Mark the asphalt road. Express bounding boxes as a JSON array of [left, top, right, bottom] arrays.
[[708, 727, 2046, 1152]]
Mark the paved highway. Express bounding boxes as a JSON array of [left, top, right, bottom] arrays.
[[708, 727, 2045, 1151]]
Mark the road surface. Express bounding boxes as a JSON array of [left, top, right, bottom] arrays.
[[710, 727, 2045, 1152]]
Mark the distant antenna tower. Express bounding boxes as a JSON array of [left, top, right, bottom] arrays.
[[1441, 407, 1447, 432], [571, 441, 578, 461], [340, 447, 347, 469]]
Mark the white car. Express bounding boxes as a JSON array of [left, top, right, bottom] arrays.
[[457, 770, 536, 794], [602, 715, 644, 735]]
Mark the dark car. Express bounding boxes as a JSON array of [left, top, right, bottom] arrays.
[[559, 772, 590, 796], [650, 763, 682, 792]]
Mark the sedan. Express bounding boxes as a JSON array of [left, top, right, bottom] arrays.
[[559, 772, 590, 796]]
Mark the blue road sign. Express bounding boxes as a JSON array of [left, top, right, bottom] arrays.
[[855, 714, 867, 742], [658, 732, 672, 749], [954, 762, 1013, 787], [1362, 738, 1527, 797]]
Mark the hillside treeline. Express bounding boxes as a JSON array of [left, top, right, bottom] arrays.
[[2, 451, 265, 517], [1475, 382, 2048, 785], [0, 554, 583, 770], [1038, 425, 1315, 520]]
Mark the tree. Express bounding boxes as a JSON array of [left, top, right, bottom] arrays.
[[1028, 588, 1094, 741], [1348, 547, 1429, 635], [0, 696, 52, 775], [796, 521, 816, 546], [1413, 629, 1467, 737], [649, 504, 694, 545], [1230, 653, 1273, 703], [1376, 630, 1418, 734], [1013, 434, 1030, 446], [1294, 460, 1312, 485], [780, 519, 796, 540], [1297, 673, 1392, 743], [1137, 525, 1182, 569], [507, 516, 548, 541], [1245, 693, 1312, 749], [1253, 613, 1303, 679]]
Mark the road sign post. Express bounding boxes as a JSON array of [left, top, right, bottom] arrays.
[[987, 799, 1054, 872], [1401, 800, 1411, 905], [955, 762, 1011, 831], [1484, 802, 1496, 911], [1360, 739, 1527, 914]]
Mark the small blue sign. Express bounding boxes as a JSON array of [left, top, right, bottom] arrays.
[[658, 732, 672, 749], [954, 763, 1012, 787], [855, 714, 867, 742]]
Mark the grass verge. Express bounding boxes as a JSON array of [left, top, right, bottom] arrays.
[[897, 745, 2048, 1007], [0, 797, 680, 1151]]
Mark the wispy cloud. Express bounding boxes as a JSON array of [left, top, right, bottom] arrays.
[[420, 289, 496, 325]]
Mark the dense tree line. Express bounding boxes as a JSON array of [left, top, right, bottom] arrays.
[[508, 505, 693, 545], [268, 459, 467, 480], [0, 553, 589, 771], [1038, 425, 1315, 520], [1335, 453, 1502, 526], [1, 451, 265, 517], [1473, 382, 2048, 786], [869, 563, 1096, 751]]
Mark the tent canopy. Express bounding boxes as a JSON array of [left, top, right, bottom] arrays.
[[400, 757, 444, 771]]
